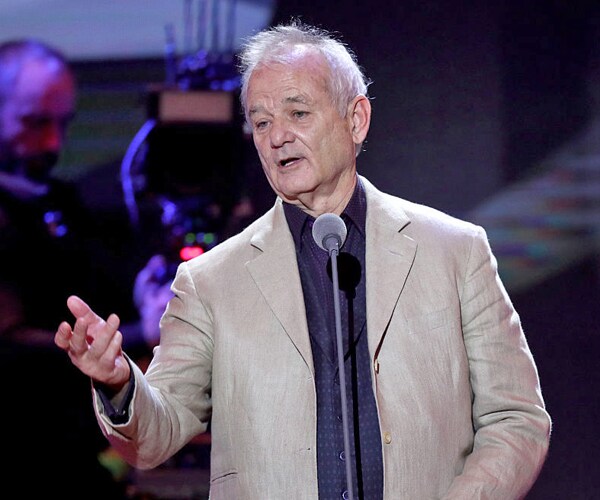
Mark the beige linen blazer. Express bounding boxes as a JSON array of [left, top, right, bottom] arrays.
[[95, 176, 550, 499]]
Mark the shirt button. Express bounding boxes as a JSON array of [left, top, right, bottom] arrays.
[[342, 490, 350, 500], [339, 450, 345, 461], [383, 431, 392, 444]]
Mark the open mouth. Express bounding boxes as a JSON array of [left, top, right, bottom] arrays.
[[279, 157, 301, 167]]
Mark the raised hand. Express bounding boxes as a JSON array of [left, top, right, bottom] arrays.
[[54, 295, 131, 391]]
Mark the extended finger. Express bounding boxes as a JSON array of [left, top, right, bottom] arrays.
[[86, 313, 121, 357], [99, 328, 125, 367], [54, 321, 73, 350], [70, 315, 92, 355], [66, 295, 98, 321]]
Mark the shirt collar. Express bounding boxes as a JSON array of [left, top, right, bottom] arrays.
[[283, 176, 367, 249]]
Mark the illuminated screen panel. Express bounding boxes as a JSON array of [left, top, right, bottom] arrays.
[[0, 0, 276, 61]]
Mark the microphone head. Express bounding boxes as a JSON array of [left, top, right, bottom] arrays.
[[312, 213, 347, 252]]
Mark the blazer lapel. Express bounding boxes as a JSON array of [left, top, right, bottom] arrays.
[[362, 178, 417, 357], [245, 201, 314, 373], [244, 181, 416, 370]]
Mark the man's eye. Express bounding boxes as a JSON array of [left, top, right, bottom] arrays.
[[293, 111, 308, 119], [254, 120, 268, 130]]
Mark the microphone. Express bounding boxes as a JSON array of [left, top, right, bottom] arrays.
[[312, 212, 354, 500], [312, 213, 347, 254]]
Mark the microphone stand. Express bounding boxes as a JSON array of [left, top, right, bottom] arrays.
[[328, 242, 354, 500]]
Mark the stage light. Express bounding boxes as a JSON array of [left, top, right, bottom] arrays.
[[180, 245, 204, 261]]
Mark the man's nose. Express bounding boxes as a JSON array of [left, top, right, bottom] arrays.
[[269, 119, 294, 148]]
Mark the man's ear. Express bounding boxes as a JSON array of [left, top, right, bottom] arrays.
[[348, 95, 371, 145]]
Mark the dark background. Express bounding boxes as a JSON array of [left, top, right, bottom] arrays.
[[43, 1, 600, 497]]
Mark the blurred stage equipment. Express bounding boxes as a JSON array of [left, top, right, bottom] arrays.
[[119, 2, 279, 498], [121, 0, 252, 268]]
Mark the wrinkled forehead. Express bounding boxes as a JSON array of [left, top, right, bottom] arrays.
[[246, 50, 332, 107]]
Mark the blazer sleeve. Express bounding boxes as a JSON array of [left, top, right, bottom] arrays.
[[442, 226, 551, 499], [92, 261, 213, 470]]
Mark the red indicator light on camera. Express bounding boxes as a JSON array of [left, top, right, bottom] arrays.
[[179, 245, 204, 261]]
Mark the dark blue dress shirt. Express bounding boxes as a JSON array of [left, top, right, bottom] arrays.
[[283, 178, 383, 500]]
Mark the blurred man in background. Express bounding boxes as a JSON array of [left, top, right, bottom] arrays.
[[0, 39, 128, 498]]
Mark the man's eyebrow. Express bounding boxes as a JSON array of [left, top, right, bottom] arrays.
[[285, 95, 310, 105], [248, 105, 265, 117], [248, 95, 311, 116]]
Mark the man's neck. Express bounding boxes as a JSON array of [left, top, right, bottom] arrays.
[[290, 173, 358, 218]]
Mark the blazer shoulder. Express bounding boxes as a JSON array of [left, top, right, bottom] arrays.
[[403, 199, 482, 237], [365, 182, 483, 242]]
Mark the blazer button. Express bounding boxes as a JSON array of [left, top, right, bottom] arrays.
[[383, 431, 392, 444]]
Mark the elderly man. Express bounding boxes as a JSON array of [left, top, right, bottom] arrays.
[[55, 21, 551, 499]]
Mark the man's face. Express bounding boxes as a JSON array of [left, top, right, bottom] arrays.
[[0, 59, 75, 181], [246, 51, 362, 212]]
